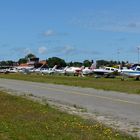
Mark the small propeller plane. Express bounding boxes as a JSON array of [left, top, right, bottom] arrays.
[[120, 65, 140, 80]]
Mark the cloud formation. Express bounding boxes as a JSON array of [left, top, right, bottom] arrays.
[[24, 48, 31, 55], [43, 29, 68, 37], [43, 30, 56, 37], [61, 45, 75, 54], [70, 12, 140, 33], [38, 46, 47, 54]]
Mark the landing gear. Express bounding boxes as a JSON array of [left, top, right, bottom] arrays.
[[136, 77, 139, 80]]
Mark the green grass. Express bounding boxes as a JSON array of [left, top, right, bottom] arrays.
[[0, 91, 138, 140], [0, 73, 140, 94]]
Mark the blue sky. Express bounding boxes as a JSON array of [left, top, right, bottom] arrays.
[[1, 0, 140, 63]]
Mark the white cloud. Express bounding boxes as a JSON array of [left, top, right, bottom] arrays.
[[24, 48, 31, 55], [43, 30, 56, 37], [38, 46, 47, 54], [50, 45, 76, 56], [62, 45, 75, 54], [43, 29, 68, 37]]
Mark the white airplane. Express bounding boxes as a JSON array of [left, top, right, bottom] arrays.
[[54, 66, 69, 74], [34, 63, 47, 74], [34, 68, 42, 74], [82, 67, 94, 75], [82, 63, 96, 75], [0, 69, 7, 73], [65, 66, 85, 76], [40, 65, 57, 75], [16, 66, 34, 74], [93, 66, 118, 77], [120, 65, 140, 80], [7, 67, 18, 73]]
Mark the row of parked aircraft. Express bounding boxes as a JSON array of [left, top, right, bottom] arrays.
[[1, 63, 140, 80], [17, 64, 95, 76]]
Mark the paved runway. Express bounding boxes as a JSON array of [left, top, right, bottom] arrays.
[[0, 78, 140, 137]]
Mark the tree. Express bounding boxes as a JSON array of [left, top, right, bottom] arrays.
[[0, 60, 15, 66], [18, 53, 36, 64], [6, 60, 14, 66], [67, 61, 73, 67], [96, 60, 121, 68], [25, 53, 36, 60], [0, 61, 7, 66], [83, 60, 92, 67], [121, 61, 126, 67], [47, 57, 66, 68], [72, 62, 83, 67], [18, 58, 27, 64], [96, 60, 109, 68]]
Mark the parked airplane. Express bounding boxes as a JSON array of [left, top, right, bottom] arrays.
[[54, 66, 69, 74], [16, 66, 34, 74], [33, 63, 47, 74], [7, 68, 18, 73], [40, 65, 57, 75], [120, 65, 140, 80], [65, 66, 85, 76], [93, 66, 118, 77], [82, 67, 93, 75], [82, 63, 96, 75]]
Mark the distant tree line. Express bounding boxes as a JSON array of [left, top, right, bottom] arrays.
[[0, 53, 129, 68], [96, 60, 129, 68], [0, 60, 15, 67]]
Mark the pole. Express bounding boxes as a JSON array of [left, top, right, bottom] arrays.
[[137, 47, 140, 64], [117, 48, 120, 62]]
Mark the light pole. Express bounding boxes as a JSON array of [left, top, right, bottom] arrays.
[[117, 48, 120, 62], [137, 47, 140, 64]]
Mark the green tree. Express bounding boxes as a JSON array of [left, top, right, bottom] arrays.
[[25, 53, 36, 60], [18, 53, 36, 64], [83, 60, 92, 67], [72, 62, 83, 67], [0, 60, 15, 67], [18, 58, 27, 64], [67, 61, 73, 67], [47, 57, 66, 68], [6, 60, 14, 66], [96, 60, 109, 68], [0, 61, 7, 66]]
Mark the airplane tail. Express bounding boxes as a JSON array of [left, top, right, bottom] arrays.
[[130, 64, 139, 70], [90, 62, 96, 69], [52, 65, 57, 70], [80, 66, 85, 70], [64, 66, 69, 71]]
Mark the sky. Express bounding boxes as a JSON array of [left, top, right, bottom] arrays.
[[1, 0, 140, 63]]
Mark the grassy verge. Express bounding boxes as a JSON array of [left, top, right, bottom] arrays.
[[0, 91, 138, 140], [0, 73, 140, 94]]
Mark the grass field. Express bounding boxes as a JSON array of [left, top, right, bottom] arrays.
[[0, 91, 138, 140], [0, 73, 140, 94]]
